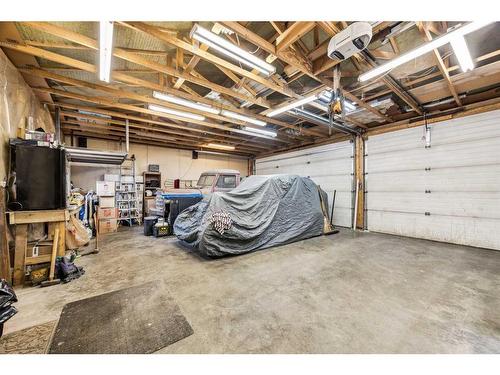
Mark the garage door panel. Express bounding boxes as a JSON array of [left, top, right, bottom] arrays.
[[368, 164, 500, 192], [259, 155, 352, 175], [311, 174, 352, 191], [256, 141, 354, 228], [367, 109, 500, 250], [368, 211, 499, 250], [426, 139, 500, 168], [331, 206, 352, 228], [368, 192, 500, 218], [432, 112, 500, 141], [368, 148, 428, 173], [367, 126, 424, 154]]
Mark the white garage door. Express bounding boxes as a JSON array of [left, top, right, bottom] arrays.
[[366, 110, 500, 250], [256, 141, 354, 227]]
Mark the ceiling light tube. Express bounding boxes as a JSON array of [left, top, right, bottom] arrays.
[[359, 21, 492, 82], [99, 21, 114, 83], [190, 24, 276, 76], [266, 95, 319, 117], [152, 91, 220, 115], [221, 110, 266, 126], [204, 143, 235, 151], [318, 90, 356, 112], [148, 104, 205, 121], [344, 101, 356, 111], [450, 36, 474, 72], [242, 126, 277, 137]]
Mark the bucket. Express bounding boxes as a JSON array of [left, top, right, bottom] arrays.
[[143, 216, 158, 236]]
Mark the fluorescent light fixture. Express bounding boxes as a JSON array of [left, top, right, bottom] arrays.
[[266, 95, 318, 117], [148, 104, 205, 121], [318, 90, 332, 102], [99, 21, 114, 83], [344, 101, 356, 111], [221, 110, 266, 126], [152, 91, 220, 115], [204, 143, 235, 151], [450, 36, 474, 72], [242, 126, 277, 137], [359, 21, 492, 82], [318, 90, 357, 112], [190, 24, 276, 76]]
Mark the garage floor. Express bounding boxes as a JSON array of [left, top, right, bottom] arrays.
[[4, 227, 500, 353]]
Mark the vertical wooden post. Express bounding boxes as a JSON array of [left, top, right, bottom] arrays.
[[13, 224, 28, 286], [354, 135, 365, 229], [0, 190, 11, 281], [58, 221, 66, 256]]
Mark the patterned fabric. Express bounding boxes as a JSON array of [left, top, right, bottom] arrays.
[[208, 210, 232, 235]]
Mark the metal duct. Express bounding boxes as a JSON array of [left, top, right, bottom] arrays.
[[65, 147, 128, 165], [290, 108, 361, 135]]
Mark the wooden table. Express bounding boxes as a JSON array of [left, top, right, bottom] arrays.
[[8, 209, 68, 286]]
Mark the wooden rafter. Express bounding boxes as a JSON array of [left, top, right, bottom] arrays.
[[18, 22, 272, 108], [221, 22, 391, 123], [417, 21, 462, 106], [275, 22, 315, 52]]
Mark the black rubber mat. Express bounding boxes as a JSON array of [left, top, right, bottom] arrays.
[[49, 281, 193, 354]]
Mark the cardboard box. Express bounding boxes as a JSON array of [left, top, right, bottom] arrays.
[[104, 174, 120, 182], [96, 181, 115, 196], [98, 207, 118, 219], [99, 196, 115, 208], [98, 219, 117, 234]]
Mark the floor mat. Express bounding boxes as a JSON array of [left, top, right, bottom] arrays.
[[49, 281, 194, 354], [0, 321, 56, 354]]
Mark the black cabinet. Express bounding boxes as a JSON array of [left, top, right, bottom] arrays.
[[10, 142, 66, 210]]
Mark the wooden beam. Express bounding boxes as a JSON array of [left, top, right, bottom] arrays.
[[65, 130, 254, 157], [21, 65, 318, 141], [15, 22, 328, 139], [59, 110, 266, 149], [275, 22, 315, 52], [354, 135, 364, 229], [221, 21, 315, 79], [172, 23, 222, 90], [417, 22, 462, 107], [21, 67, 282, 140], [122, 22, 298, 98], [221, 22, 389, 124], [20, 22, 272, 108], [35, 86, 288, 147], [55, 102, 272, 146]]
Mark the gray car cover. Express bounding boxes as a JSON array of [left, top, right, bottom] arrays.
[[174, 174, 327, 258]]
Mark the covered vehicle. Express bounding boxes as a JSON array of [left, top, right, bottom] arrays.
[[174, 174, 328, 258]]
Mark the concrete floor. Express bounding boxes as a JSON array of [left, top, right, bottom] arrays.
[[5, 227, 500, 353]]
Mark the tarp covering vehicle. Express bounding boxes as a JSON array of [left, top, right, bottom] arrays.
[[173, 174, 328, 258]]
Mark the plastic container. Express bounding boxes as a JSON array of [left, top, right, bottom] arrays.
[[143, 216, 159, 236]]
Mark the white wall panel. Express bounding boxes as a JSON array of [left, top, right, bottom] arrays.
[[366, 110, 500, 250], [256, 141, 354, 227]]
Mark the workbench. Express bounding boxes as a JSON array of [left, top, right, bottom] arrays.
[[8, 209, 69, 286]]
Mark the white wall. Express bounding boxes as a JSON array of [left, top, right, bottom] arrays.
[[69, 137, 249, 191]]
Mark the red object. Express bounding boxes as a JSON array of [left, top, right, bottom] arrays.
[[174, 179, 180, 189]]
